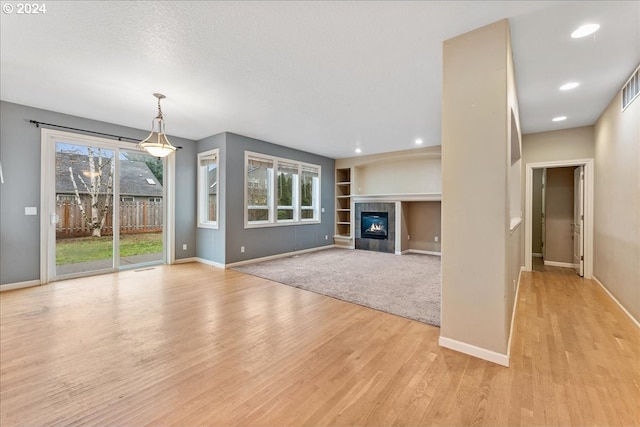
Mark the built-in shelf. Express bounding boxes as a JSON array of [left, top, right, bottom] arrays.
[[335, 168, 352, 244]]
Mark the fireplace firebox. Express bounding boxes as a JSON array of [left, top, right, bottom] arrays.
[[361, 212, 389, 240]]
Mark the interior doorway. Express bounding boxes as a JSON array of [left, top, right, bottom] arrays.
[[524, 159, 593, 278]]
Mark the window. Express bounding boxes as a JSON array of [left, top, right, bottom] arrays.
[[301, 166, 320, 221], [247, 156, 273, 223], [198, 149, 219, 229], [148, 197, 162, 203], [121, 196, 135, 202], [277, 161, 298, 221], [245, 151, 321, 227]]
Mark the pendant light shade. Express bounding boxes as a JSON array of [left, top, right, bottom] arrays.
[[137, 93, 176, 158]]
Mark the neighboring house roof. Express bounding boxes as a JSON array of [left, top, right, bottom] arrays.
[[56, 153, 163, 197]]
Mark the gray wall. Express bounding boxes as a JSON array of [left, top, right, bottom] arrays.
[[0, 101, 197, 285], [196, 133, 226, 264], [222, 133, 334, 264]]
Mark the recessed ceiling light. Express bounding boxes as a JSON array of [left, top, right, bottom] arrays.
[[355, 148, 362, 154], [560, 82, 580, 91], [571, 23, 600, 39], [552, 116, 567, 122], [415, 138, 423, 145]]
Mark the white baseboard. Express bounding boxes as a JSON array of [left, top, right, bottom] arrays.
[[507, 267, 523, 361], [0, 279, 41, 292], [401, 249, 442, 256], [532, 252, 543, 258], [225, 245, 336, 269], [593, 276, 640, 328], [543, 260, 577, 268], [438, 336, 509, 367], [192, 257, 225, 269], [173, 257, 198, 265]]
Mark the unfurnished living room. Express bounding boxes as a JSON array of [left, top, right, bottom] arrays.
[[0, 2, 638, 426]]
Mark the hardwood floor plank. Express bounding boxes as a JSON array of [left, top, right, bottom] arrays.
[[1, 263, 638, 426]]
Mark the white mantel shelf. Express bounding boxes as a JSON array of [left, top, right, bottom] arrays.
[[352, 193, 442, 202]]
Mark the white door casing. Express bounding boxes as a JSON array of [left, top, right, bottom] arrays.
[[573, 166, 584, 276], [524, 159, 593, 278], [541, 168, 546, 259]]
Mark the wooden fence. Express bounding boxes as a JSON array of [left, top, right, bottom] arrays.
[[56, 200, 163, 237]]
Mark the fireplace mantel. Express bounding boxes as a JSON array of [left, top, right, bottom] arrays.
[[352, 193, 441, 203]]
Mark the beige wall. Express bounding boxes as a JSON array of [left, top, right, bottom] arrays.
[[441, 19, 520, 358], [505, 22, 523, 347], [544, 167, 575, 264], [406, 202, 441, 253], [400, 203, 410, 252], [532, 168, 543, 254], [356, 157, 441, 195], [594, 88, 640, 322], [336, 146, 442, 196], [522, 126, 594, 165]]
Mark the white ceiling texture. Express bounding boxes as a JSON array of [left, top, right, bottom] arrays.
[[1, 1, 638, 159]]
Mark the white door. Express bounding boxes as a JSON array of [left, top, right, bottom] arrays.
[[541, 168, 546, 260], [573, 166, 584, 276]]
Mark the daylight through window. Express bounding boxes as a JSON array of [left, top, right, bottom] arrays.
[[197, 149, 219, 228], [246, 152, 321, 227]]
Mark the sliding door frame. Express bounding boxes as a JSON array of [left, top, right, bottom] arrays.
[[40, 128, 175, 283]]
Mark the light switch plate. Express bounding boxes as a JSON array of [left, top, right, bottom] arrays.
[[25, 207, 37, 215]]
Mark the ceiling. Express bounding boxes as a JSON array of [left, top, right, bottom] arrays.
[[1, 1, 638, 159]]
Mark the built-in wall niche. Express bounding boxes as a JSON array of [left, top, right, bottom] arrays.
[[509, 108, 522, 230], [399, 201, 442, 255], [335, 167, 352, 241]]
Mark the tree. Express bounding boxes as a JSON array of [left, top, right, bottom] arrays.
[[68, 148, 114, 237]]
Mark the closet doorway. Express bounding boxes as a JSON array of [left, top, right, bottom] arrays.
[[524, 159, 593, 278]]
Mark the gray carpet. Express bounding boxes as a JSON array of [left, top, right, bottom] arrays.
[[232, 248, 441, 327]]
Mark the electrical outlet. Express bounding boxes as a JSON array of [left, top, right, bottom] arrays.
[[434, 236, 439, 242], [407, 235, 410, 240], [182, 244, 187, 251], [325, 235, 328, 240], [240, 246, 245, 253]]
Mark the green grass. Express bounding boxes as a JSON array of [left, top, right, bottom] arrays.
[[56, 232, 163, 265]]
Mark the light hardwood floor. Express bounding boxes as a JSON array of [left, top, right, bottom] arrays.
[[1, 263, 638, 426]]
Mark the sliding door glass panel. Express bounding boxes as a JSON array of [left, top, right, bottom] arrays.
[[55, 142, 115, 276], [118, 149, 164, 267]]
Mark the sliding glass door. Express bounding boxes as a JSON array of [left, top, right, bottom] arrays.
[[43, 130, 167, 281], [118, 148, 164, 267]]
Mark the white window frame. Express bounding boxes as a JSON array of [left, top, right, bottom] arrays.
[[300, 166, 321, 222], [244, 151, 321, 228], [197, 148, 219, 229]]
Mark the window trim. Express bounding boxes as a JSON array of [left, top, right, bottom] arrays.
[[244, 151, 321, 228], [197, 148, 220, 229]]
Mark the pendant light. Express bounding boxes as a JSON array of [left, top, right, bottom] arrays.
[[137, 93, 177, 157]]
